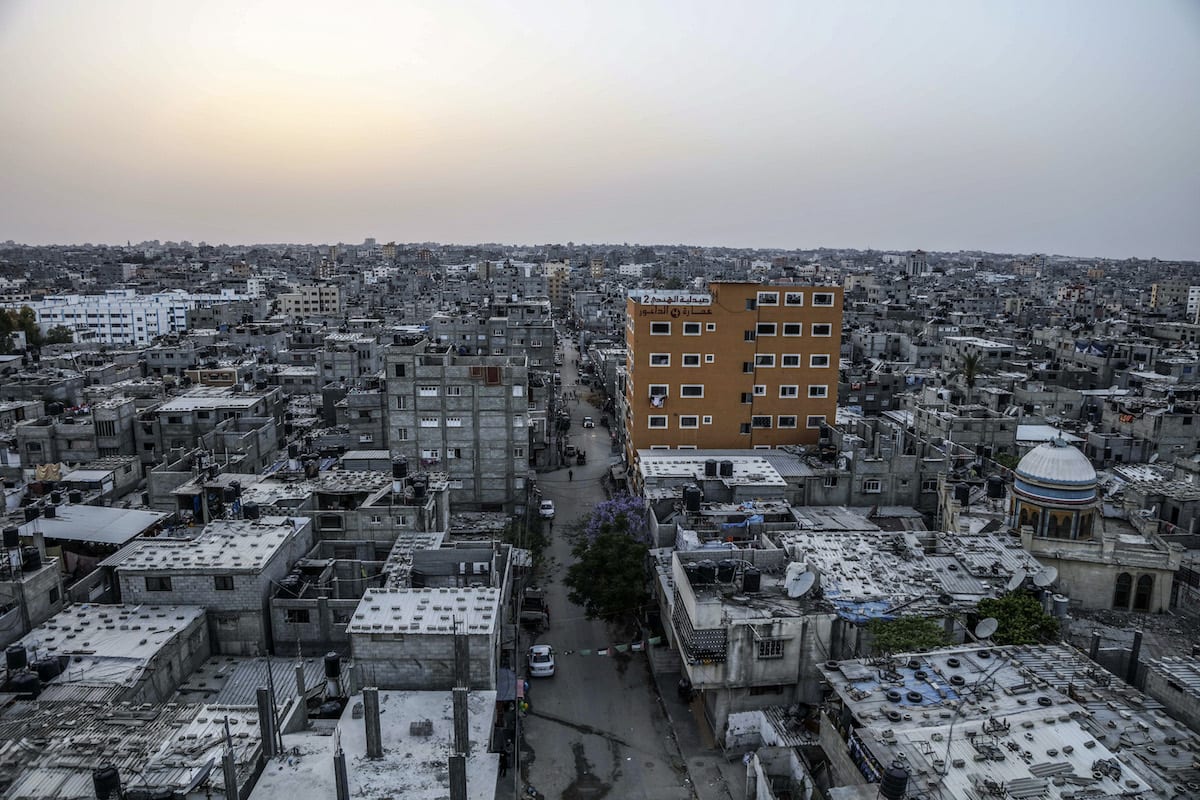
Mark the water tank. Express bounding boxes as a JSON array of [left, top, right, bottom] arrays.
[[324, 652, 342, 679], [68, 490, 83, 504], [953, 484, 970, 506], [717, 560, 736, 583], [288, 443, 300, 459], [683, 563, 701, 586], [683, 486, 702, 512], [986, 475, 1005, 499], [242, 503, 261, 521], [304, 459, 319, 479], [43, 505, 56, 519], [10, 672, 40, 699], [33, 656, 62, 682], [392, 458, 408, 480], [704, 459, 718, 478], [222, 485, 238, 502], [1052, 594, 1070, 619], [741, 567, 761, 593], [412, 478, 427, 499], [50, 491, 62, 504], [230, 481, 242, 498], [92, 764, 121, 800], [880, 763, 909, 800], [719, 460, 734, 478], [21, 547, 41, 572], [23, 507, 38, 522], [2, 528, 18, 549], [696, 560, 717, 584], [5, 645, 27, 672], [277, 575, 302, 598]]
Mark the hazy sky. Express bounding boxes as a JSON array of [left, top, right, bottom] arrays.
[[1, 1, 1197, 258]]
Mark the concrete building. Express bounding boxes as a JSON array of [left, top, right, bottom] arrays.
[[624, 283, 844, 461], [278, 284, 343, 317], [1142, 656, 1200, 736]]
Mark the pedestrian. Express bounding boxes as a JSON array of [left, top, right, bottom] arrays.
[[498, 749, 509, 777], [568, 469, 573, 481]]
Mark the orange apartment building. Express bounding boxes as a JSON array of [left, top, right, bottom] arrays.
[[624, 282, 843, 462]]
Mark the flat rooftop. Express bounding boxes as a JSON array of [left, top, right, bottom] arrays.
[[637, 451, 788, 487], [159, 387, 269, 411], [16, 504, 167, 545], [105, 515, 306, 572], [348, 587, 501, 636]]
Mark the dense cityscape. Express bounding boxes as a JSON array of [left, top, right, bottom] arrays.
[[0, 240, 1197, 799]]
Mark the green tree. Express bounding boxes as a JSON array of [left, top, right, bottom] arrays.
[[43, 326, 75, 345], [564, 522, 648, 624], [958, 353, 981, 402], [867, 616, 950, 654], [975, 591, 1058, 645]]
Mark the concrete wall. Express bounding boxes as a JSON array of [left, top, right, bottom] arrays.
[[351, 629, 497, 691]]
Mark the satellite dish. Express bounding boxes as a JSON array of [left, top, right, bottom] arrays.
[[975, 617, 999, 640], [1032, 566, 1058, 587], [1005, 569, 1026, 593], [785, 561, 816, 598]]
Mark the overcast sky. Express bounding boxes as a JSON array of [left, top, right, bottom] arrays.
[[1, 1, 1197, 258]]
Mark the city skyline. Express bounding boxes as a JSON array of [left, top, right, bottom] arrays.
[[1, 0, 1198, 260]]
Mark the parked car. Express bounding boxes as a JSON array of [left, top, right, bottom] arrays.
[[539, 500, 556, 519], [582, 416, 595, 428], [527, 644, 556, 677]]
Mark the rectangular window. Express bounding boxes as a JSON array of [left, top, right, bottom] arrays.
[[922, 479, 939, 492], [783, 323, 802, 336], [753, 385, 767, 396], [679, 415, 699, 428], [650, 322, 671, 335], [812, 323, 832, 337], [808, 385, 829, 398], [513, 414, 524, 428], [702, 415, 713, 425], [785, 291, 804, 306], [446, 417, 463, 427], [740, 422, 751, 434], [682, 353, 701, 367], [745, 298, 757, 311], [515, 447, 526, 458], [396, 427, 409, 441], [649, 384, 669, 400], [778, 415, 797, 428], [743, 362, 755, 373], [513, 385, 524, 396], [752, 416, 772, 428], [705, 354, 715, 363], [744, 330, 756, 342], [864, 479, 882, 493], [757, 291, 779, 306], [806, 415, 826, 428], [421, 448, 440, 460], [680, 385, 704, 398], [741, 392, 753, 403], [145, 576, 172, 592], [648, 415, 668, 429], [705, 323, 716, 332], [395, 396, 407, 409], [446, 386, 463, 396], [810, 354, 831, 368], [823, 475, 838, 488], [779, 385, 799, 398], [782, 354, 801, 367], [286, 609, 311, 624], [755, 354, 776, 368], [813, 292, 835, 306], [683, 322, 701, 335], [756, 322, 777, 336], [757, 639, 785, 659], [214, 575, 235, 591], [420, 417, 439, 427], [418, 385, 438, 396], [650, 353, 670, 366]]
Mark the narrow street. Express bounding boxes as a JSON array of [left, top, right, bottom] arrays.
[[515, 335, 692, 799]]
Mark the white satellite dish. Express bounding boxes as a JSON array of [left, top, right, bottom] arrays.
[[1005, 569, 1026, 593], [785, 561, 816, 598], [975, 617, 999, 640], [1032, 566, 1058, 587]]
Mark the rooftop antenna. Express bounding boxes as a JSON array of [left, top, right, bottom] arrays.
[[974, 617, 999, 641], [1005, 569, 1026, 593], [1032, 566, 1058, 588]]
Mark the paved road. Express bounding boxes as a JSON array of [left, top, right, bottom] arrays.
[[518, 336, 693, 799]]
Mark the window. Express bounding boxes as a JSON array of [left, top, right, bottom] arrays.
[[683, 322, 701, 335], [285, 609, 311, 624], [680, 385, 704, 398], [648, 415, 668, 428], [145, 576, 172, 592], [446, 417, 463, 427], [864, 479, 882, 494], [702, 415, 713, 425], [778, 415, 797, 428], [757, 639, 785, 659], [446, 386, 463, 396], [396, 396, 407, 409], [813, 292, 835, 306], [782, 354, 801, 367], [396, 427, 409, 441], [757, 291, 778, 305], [783, 323, 802, 336], [650, 322, 671, 335], [705, 323, 716, 332], [1113, 572, 1132, 610], [749, 684, 785, 696], [421, 448, 440, 460], [649, 385, 668, 409], [167, 416, 183, 425], [705, 354, 715, 363], [823, 476, 838, 488], [755, 354, 775, 368], [48, 586, 60, 604], [779, 385, 799, 398], [418, 385, 438, 396], [741, 392, 753, 403], [650, 353, 670, 366], [756, 322, 777, 336], [811, 323, 832, 337], [745, 298, 757, 311], [785, 291, 804, 306], [753, 385, 767, 396], [513, 414, 524, 428], [922, 479, 939, 492], [680, 415, 699, 428], [743, 362, 755, 373], [810, 354, 831, 368], [808, 385, 829, 398], [214, 575, 235, 591], [752, 416, 772, 428], [744, 329, 756, 342], [739, 423, 751, 434], [682, 353, 701, 367], [806, 415, 826, 428], [514, 446, 526, 458], [420, 416, 439, 427], [448, 447, 463, 459], [513, 385, 524, 397]]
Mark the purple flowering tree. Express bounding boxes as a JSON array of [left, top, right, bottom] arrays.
[[583, 493, 649, 544]]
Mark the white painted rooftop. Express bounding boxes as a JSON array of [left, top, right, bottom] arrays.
[[348, 587, 501, 636], [107, 515, 306, 572]]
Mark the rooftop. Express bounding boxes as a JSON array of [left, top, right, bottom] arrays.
[[16, 504, 167, 545], [104, 515, 307, 572], [348, 587, 501, 636]]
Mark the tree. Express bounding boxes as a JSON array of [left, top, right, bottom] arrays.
[[867, 616, 949, 655], [564, 516, 649, 624], [43, 326, 75, 345], [975, 591, 1058, 645], [583, 493, 649, 544], [959, 353, 981, 402]]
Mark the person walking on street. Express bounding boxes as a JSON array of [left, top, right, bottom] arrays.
[[499, 749, 509, 777], [568, 469, 574, 481]]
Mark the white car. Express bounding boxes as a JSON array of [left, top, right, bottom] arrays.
[[527, 644, 556, 677], [582, 416, 595, 428], [539, 500, 556, 519]]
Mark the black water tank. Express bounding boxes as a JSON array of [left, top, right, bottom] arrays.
[[23, 507, 39, 522], [230, 481, 242, 497], [5, 645, 27, 672], [92, 764, 121, 800], [697, 560, 717, 584], [10, 672, 40, 699], [953, 484, 970, 505], [43, 505, 56, 519], [392, 458, 408, 480], [324, 652, 342, 679], [704, 459, 718, 478], [50, 491, 62, 504], [717, 560, 736, 583], [2, 528, 18, 549], [22, 547, 41, 572], [880, 763, 909, 800], [33, 656, 62, 682], [412, 478, 427, 499], [684, 563, 701, 586], [222, 485, 238, 502], [719, 460, 734, 478], [242, 502, 260, 520], [68, 490, 83, 504], [288, 442, 300, 459], [742, 567, 761, 593], [986, 475, 1005, 499], [683, 486, 702, 512]]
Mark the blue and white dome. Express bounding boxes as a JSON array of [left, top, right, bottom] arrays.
[[1013, 438, 1097, 505]]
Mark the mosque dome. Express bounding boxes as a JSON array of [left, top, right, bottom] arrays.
[[1012, 438, 1097, 505]]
